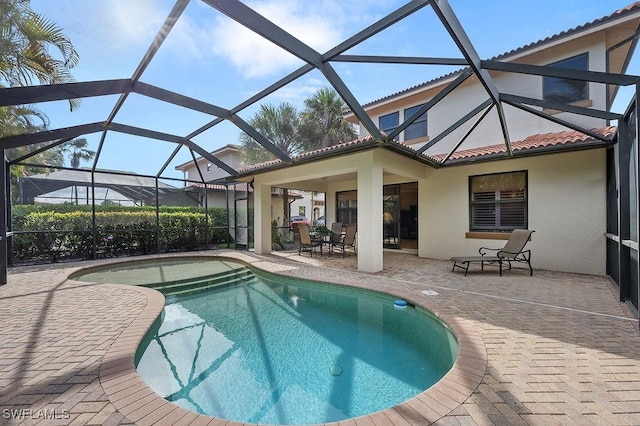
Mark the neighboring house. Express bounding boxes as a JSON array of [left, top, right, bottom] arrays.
[[174, 144, 243, 209], [174, 144, 305, 223], [176, 144, 244, 183], [290, 191, 325, 224], [231, 0, 640, 313]]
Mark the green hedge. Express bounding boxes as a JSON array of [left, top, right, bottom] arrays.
[[10, 205, 233, 263]]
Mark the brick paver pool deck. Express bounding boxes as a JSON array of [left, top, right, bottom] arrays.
[[1, 250, 639, 425]]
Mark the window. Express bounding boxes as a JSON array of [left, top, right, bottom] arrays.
[[337, 190, 357, 225], [470, 171, 527, 231], [404, 104, 427, 140], [543, 53, 588, 104], [379, 112, 399, 137]]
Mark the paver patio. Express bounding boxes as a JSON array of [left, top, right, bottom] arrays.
[[0, 250, 639, 425]]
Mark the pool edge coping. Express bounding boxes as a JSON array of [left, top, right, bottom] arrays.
[[91, 253, 487, 425]]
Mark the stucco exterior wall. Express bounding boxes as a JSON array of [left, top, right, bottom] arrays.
[[357, 36, 608, 156], [177, 147, 243, 183], [419, 148, 607, 275]]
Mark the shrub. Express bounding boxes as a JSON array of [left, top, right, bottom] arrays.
[[10, 205, 234, 263]]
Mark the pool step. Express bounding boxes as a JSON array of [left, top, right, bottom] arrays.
[[145, 265, 251, 287], [143, 267, 256, 297]]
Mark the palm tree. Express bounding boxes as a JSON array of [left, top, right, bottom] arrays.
[[2, 104, 65, 202], [240, 103, 302, 165], [59, 138, 94, 204], [0, 0, 79, 93], [240, 103, 303, 230], [0, 103, 47, 138], [1, 0, 80, 200], [61, 138, 95, 168], [239, 93, 355, 232], [298, 87, 357, 150]]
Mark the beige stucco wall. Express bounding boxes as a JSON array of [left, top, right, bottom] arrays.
[[179, 148, 243, 183], [249, 146, 607, 275], [419, 148, 607, 275], [357, 35, 609, 156]]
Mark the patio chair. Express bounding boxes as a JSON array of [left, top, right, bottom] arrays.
[[330, 224, 357, 257], [298, 224, 323, 257], [450, 229, 534, 276], [329, 222, 343, 243]]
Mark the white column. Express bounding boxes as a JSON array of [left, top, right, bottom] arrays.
[[254, 182, 272, 255], [357, 154, 384, 272], [417, 178, 428, 259], [325, 187, 336, 225]]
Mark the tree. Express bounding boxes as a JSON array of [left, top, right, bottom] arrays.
[[239, 103, 302, 165], [239, 103, 303, 231], [61, 138, 95, 168], [0, 0, 80, 201], [298, 87, 357, 150], [59, 138, 95, 205], [2, 104, 64, 202], [239, 92, 355, 233], [0, 0, 79, 93]]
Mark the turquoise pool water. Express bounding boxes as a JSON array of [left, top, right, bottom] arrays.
[[77, 258, 458, 424]]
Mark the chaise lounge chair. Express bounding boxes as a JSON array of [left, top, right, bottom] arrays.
[[450, 229, 534, 276]]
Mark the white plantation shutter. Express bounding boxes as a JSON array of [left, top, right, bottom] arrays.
[[470, 171, 527, 231]]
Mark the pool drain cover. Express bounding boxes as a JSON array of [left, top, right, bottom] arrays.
[[329, 365, 343, 376]]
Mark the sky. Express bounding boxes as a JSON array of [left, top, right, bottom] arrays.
[[26, 0, 640, 182]]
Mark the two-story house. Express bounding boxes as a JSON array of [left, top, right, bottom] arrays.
[[174, 144, 244, 209], [175, 144, 306, 227], [230, 1, 640, 298]]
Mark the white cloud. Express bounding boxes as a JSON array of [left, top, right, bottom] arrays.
[[137, 0, 412, 79], [104, 0, 167, 48], [207, 0, 346, 78], [269, 77, 327, 105]]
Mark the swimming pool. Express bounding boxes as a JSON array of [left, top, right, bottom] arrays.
[[76, 258, 458, 424]]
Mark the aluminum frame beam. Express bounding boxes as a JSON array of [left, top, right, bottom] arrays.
[[203, 0, 429, 139], [331, 55, 468, 66], [417, 99, 494, 154], [502, 99, 613, 143], [441, 104, 494, 164], [501, 93, 622, 120], [482, 60, 640, 85], [387, 68, 473, 141], [186, 1, 433, 140], [201, 0, 322, 67], [157, 144, 184, 178], [430, 0, 512, 154], [0, 123, 106, 149], [105, 0, 191, 125], [107, 123, 238, 175], [134, 82, 231, 118], [0, 79, 134, 107], [323, 0, 432, 60], [0, 0, 635, 177], [8, 137, 74, 165]]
